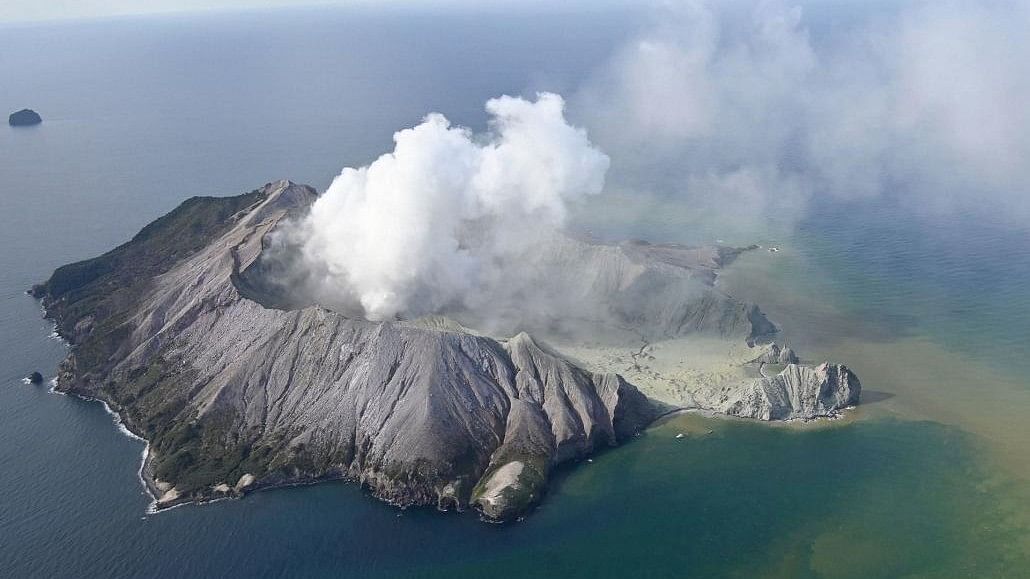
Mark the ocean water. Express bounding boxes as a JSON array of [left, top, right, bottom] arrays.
[[2, 7, 1029, 578]]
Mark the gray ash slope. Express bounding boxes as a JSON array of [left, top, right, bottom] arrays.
[[34, 180, 859, 520]]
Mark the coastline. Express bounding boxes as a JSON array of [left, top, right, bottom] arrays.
[[38, 313, 168, 513], [720, 242, 1030, 480], [59, 349, 856, 515], [33, 236, 861, 516], [46, 373, 162, 512], [26, 193, 856, 518]]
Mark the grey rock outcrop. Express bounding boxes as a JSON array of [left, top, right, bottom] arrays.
[[749, 342, 800, 365], [690, 362, 861, 421], [779, 347, 799, 365], [9, 109, 42, 126]]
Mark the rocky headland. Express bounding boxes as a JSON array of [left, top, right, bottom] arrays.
[[33, 180, 860, 521]]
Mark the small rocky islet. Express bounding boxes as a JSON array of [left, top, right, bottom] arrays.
[[31, 180, 860, 522], [9, 109, 42, 127]]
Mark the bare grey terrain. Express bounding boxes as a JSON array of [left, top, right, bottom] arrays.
[[34, 180, 859, 521]]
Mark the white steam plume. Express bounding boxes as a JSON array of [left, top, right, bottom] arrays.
[[577, 0, 1030, 234], [301, 92, 609, 321]]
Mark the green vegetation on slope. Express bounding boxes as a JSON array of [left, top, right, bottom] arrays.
[[35, 187, 271, 493], [37, 188, 267, 381]]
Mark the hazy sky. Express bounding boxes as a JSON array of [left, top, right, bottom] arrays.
[[0, 0, 598, 23], [0, 0, 351, 22]]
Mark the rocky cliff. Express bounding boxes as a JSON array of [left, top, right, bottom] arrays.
[[688, 362, 861, 421], [34, 180, 859, 521]]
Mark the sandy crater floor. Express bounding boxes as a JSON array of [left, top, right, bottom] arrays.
[[553, 335, 769, 408]]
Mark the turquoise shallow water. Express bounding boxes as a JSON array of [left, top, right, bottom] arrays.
[[2, 7, 1029, 578]]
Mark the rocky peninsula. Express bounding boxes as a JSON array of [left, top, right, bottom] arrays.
[[33, 180, 860, 521]]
